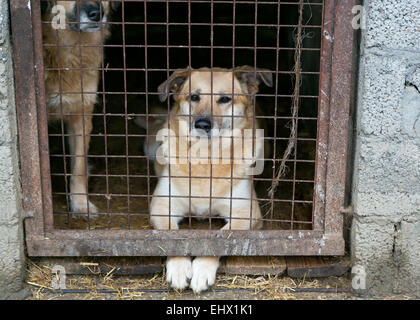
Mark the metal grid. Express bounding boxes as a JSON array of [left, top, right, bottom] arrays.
[[10, 0, 355, 257]]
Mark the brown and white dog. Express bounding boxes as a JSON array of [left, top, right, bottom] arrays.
[[149, 66, 272, 292], [42, 1, 118, 214]]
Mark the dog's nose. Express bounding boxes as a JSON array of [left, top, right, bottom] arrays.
[[87, 7, 101, 22], [194, 117, 212, 133]]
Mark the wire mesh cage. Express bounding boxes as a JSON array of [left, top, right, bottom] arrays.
[[11, 0, 355, 256]]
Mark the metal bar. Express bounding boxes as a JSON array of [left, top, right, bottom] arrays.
[[323, 0, 356, 234], [312, 0, 334, 231], [10, 0, 45, 239]]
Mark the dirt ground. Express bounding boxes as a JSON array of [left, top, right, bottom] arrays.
[[25, 260, 416, 300]]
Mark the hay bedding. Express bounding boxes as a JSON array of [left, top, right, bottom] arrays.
[[26, 259, 351, 300]]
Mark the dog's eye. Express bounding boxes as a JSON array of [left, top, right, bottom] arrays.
[[190, 94, 200, 102], [218, 96, 232, 104]]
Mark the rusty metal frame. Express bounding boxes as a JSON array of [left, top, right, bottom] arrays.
[[10, 0, 356, 257]]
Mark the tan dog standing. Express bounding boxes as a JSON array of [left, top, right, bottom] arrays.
[[42, 1, 118, 214], [149, 66, 272, 292]]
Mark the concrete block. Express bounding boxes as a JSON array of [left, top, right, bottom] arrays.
[[351, 215, 420, 296], [355, 137, 420, 195], [0, 110, 15, 145], [401, 86, 420, 141], [351, 216, 396, 295], [355, 191, 420, 217], [0, 223, 25, 295], [364, 0, 420, 51], [393, 219, 420, 293], [358, 54, 408, 138], [406, 65, 420, 90]]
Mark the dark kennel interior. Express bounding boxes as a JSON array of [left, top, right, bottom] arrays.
[[46, 0, 323, 231]]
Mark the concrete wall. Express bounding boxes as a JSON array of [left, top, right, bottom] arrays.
[[351, 0, 420, 295], [0, 0, 26, 299]]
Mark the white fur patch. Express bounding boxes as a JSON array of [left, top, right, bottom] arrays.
[[166, 257, 193, 290], [70, 195, 99, 218], [79, 11, 107, 32], [190, 257, 219, 293]]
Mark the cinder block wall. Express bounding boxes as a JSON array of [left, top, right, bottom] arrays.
[[351, 0, 420, 295], [0, 0, 26, 299]]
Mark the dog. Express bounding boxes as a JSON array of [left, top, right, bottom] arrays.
[[148, 66, 273, 293], [134, 105, 168, 162], [42, 1, 118, 215]]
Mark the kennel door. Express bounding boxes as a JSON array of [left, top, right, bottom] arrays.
[[11, 0, 355, 257]]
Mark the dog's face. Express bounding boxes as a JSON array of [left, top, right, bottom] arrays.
[[158, 67, 273, 137], [42, 1, 117, 32]]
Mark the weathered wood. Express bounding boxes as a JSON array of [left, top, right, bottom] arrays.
[[33, 256, 350, 278], [28, 231, 345, 256], [33, 256, 290, 276], [32, 257, 163, 275], [286, 256, 350, 278], [219, 257, 287, 275]]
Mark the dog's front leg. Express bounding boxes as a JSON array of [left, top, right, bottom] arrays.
[[151, 205, 193, 291], [190, 197, 262, 293], [66, 114, 98, 216], [151, 207, 193, 290], [150, 184, 192, 290]]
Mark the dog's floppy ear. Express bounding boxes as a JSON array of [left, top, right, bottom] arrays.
[[157, 68, 190, 102], [40, 0, 52, 15], [110, 1, 121, 11], [234, 65, 273, 93]]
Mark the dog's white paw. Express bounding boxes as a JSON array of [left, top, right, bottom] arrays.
[[190, 257, 219, 293], [70, 195, 99, 219], [166, 257, 192, 290]]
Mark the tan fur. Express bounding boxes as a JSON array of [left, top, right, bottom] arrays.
[[43, 1, 113, 214], [149, 67, 272, 293]]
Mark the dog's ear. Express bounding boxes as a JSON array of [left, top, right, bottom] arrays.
[[40, 0, 52, 15], [157, 68, 190, 102], [110, 1, 121, 11], [234, 65, 273, 93]]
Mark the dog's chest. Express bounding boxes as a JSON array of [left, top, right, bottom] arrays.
[[167, 165, 251, 215], [171, 163, 239, 198]]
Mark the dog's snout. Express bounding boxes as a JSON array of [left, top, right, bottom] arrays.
[[194, 117, 212, 133], [87, 7, 101, 22], [81, 3, 102, 22], [87, 9, 101, 22]]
